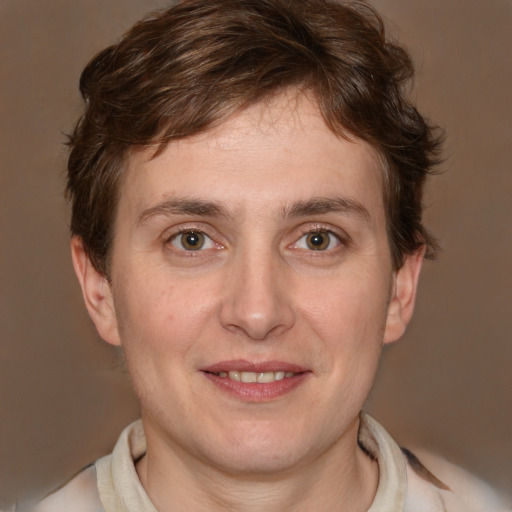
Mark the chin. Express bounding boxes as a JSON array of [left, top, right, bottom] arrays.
[[196, 423, 314, 476]]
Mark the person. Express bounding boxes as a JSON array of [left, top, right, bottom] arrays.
[[33, 0, 510, 510]]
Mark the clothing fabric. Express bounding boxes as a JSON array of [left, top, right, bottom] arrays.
[[33, 414, 509, 512]]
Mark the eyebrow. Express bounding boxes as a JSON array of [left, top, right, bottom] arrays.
[[136, 198, 231, 225], [284, 197, 371, 221], [136, 195, 371, 226]]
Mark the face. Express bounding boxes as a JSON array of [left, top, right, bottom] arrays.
[[73, 92, 422, 475]]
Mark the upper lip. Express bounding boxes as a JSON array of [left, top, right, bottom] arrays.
[[202, 359, 309, 374]]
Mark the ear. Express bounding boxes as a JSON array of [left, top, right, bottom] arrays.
[[70, 236, 121, 346], [383, 246, 425, 344]]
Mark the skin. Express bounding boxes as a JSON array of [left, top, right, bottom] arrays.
[[72, 91, 424, 511]]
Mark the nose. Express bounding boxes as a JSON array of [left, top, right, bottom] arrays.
[[219, 246, 295, 340]]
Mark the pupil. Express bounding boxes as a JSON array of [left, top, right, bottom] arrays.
[[186, 233, 199, 245], [307, 232, 328, 250], [310, 234, 324, 246], [183, 231, 203, 249]]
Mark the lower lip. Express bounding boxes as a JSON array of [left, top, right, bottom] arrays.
[[202, 372, 310, 402]]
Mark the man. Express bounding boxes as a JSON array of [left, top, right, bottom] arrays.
[[35, 0, 509, 510]]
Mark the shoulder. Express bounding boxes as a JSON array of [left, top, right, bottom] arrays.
[[360, 414, 510, 512], [29, 420, 148, 512], [404, 448, 511, 512], [30, 465, 104, 512]]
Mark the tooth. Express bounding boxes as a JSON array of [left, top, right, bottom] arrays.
[[228, 371, 241, 381], [240, 371, 257, 383], [226, 370, 296, 383], [257, 372, 275, 383]]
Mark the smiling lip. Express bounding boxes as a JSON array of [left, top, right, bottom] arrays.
[[201, 360, 311, 402]]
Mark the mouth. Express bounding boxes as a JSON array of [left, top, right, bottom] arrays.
[[201, 360, 310, 401]]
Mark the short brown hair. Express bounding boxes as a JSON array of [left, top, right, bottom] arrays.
[[67, 0, 443, 275]]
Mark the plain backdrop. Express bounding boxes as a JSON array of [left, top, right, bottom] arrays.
[[1, 0, 511, 507]]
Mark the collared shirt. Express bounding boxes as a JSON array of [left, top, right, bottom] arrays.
[[33, 414, 509, 512]]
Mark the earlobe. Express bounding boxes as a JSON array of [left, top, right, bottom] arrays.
[[70, 237, 121, 346], [383, 246, 425, 344]]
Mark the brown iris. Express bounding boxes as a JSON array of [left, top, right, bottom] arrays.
[[179, 231, 205, 250], [306, 232, 330, 250]]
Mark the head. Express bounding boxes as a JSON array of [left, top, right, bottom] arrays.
[[68, 0, 442, 481], [67, 0, 442, 278]]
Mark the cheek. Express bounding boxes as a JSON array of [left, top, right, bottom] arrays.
[[112, 266, 220, 357], [298, 270, 391, 343]]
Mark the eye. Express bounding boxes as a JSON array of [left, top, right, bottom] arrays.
[[169, 230, 216, 251], [294, 230, 341, 251]]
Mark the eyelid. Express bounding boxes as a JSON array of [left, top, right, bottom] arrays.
[[296, 223, 348, 240], [163, 222, 215, 241]]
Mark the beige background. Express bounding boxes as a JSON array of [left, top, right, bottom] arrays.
[[1, 0, 511, 507]]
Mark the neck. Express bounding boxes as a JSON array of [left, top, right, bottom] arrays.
[[136, 418, 378, 512]]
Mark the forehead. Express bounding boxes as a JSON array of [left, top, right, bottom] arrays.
[[120, 91, 384, 221]]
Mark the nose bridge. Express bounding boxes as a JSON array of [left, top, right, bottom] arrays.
[[219, 240, 294, 340]]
